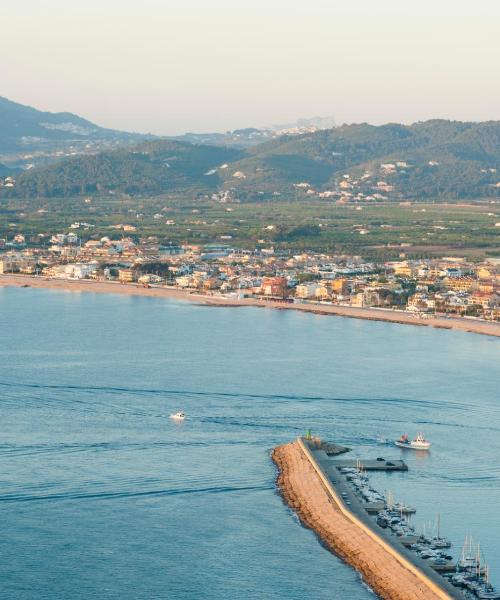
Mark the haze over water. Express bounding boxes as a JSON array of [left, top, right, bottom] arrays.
[[1, 287, 499, 599]]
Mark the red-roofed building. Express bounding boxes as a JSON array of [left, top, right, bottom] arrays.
[[260, 276, 288, 298]]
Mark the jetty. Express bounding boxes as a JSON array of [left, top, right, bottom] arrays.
[[272, 437, 465, 600]]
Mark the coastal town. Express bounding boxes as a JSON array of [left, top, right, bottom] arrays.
[[1, 228, 499, 322]]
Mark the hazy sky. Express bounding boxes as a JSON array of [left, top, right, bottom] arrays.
[[1, 0, 499, 135]]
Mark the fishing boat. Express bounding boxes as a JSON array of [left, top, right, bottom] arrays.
[[395, 432, 431, 450], [169, 411, 185, 420]]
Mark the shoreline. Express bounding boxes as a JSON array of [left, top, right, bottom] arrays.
[[1, 273, 500, 338], [272, 439, 454, 600]]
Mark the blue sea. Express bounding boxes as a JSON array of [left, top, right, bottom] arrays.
[[1, 287, 499, 599]]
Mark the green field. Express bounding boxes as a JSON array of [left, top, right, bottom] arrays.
[[1, 195, 499, 260]]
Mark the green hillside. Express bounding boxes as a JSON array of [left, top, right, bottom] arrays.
[[220, 121, 500, 199], [3, 140, 244, 197], [2, 120, 500, 201]]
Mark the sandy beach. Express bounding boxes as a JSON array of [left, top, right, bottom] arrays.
[[1, 274, 500, 338], [272, 440, 452, 600]]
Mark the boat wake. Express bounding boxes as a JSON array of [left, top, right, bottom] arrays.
[[0, 479, 273, 504]]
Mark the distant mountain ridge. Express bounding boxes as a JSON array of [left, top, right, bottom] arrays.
[[2, 116, 500, 201], [0, 96, 151, 165], [169, 128, 273, 148]]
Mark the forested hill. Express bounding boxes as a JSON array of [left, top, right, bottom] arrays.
[[2, 140, 244, 197], [216, 120, 500, 200], [2, 119, 500, 201]]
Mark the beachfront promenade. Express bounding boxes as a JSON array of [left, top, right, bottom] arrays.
[[272, 438, 464, 600]]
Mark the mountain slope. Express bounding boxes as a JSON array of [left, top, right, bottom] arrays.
[[0, 96, 150, 164], [4, 139, 244, 197], [218, 124, 418, 187], [218, 120, 500, 199], [3, 119, 500, 200]]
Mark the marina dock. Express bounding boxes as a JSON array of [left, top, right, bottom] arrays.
[[273, 437, 464, 600], [330, 457, 408, 471]]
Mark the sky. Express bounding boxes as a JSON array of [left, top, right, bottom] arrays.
[[1, 0, 499, 135]]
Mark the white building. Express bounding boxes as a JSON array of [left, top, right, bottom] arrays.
[[295, 283, 321, 299]]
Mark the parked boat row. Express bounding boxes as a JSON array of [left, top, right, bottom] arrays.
[[444, 537, 500, 599], [340, 467, 416, 513], [338, 465, 499, 598], [341, 467, 385, 504]]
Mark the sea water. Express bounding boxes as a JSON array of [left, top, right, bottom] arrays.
[[1, 287, 499, 599]]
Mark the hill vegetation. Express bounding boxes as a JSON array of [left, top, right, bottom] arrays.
[[4, 140, 243, 197], [220, 120, 500, 200], [2, 119, 500, 201]]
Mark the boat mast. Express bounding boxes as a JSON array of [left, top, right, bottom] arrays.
[[476, 542, 481, 579], [460, 535, 467, 564]]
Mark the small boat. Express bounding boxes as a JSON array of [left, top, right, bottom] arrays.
[[395, 432, 431, 450], [431, 537, 451, 549], [477, 569, 500, 600], [430, 515, 451, 548], [392, 501, 417, 515], [476, 589, 500, 600], [450, 573, 468, 587], [169, 411, 185, 420]]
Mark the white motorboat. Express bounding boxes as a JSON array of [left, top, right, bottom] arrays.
[[393, 502, 417, 515], [395, 432, 431, 450], [169, 411, 185, 420]]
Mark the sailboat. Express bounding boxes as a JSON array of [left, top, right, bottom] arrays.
[[430, 514, 451, 548], [457, 535, 480, 571]]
